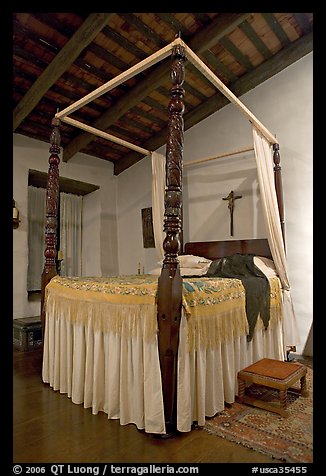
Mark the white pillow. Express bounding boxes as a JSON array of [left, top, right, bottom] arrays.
[[254, 256, 278, 277], [180, 263, 211, 276], [149, 262, 211, 277], [158, 254, 212, 269]]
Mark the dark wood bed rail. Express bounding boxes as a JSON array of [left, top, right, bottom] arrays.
[[184, 238, 272, 261]]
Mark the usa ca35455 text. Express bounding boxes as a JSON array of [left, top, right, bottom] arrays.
[[258, 468, 308, 474]]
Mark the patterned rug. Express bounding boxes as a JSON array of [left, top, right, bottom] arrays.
[[204, 365, 313, 463]]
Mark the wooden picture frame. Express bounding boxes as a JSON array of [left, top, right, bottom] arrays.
[[141, 207, 155, 248]]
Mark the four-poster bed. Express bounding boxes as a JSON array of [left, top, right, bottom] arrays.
[[41, 37, 296, 436]]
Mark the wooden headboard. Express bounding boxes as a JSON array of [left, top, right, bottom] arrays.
[[184, 238, 272, 260]]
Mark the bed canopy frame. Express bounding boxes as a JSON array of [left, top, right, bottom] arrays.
[[41, 36, 285, 435]]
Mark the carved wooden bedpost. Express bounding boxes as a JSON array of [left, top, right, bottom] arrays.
[[41, 117, 61, 341], [272, 143, 286, 251], [157, 42, 185, 435]]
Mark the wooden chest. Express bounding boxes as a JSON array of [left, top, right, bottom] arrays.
[[13, 316, 42, 351]]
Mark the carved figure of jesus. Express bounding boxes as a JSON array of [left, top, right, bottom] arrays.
[[222, 190, 242, 236]]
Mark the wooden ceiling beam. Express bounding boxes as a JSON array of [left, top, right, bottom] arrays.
[[14, 40, 170, 133], [14, 68, 106, 115], [28, 169, 99, 195], [114, 31, 313, 175], [103, 24, 206, 109], [201, 50, 238, 83], [13, 13, 113, 131], [239, 20, 273, 61], [156, 13, 192, 37], [62, 12, 251, 162], [219, 36, 254, 71], [261, 13, 291, 48], [119, 13, 165, 48], [14, 17, 138, 101]]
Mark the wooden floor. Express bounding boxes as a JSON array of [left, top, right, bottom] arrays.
[[13, 348, 279, 464]]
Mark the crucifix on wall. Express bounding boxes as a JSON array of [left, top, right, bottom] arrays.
[[222, 190, 242, 236]]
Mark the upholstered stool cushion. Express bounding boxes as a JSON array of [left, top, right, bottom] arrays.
[[237, 358, 308, 417]]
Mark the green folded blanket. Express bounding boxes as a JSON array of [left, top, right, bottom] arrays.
[[205, 254, 271, 342]]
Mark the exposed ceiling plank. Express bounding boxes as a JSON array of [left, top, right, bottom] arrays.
[[261, 13, 291, 48], [188, 13, 251, 52], [132, 106, 166, 128], [34, 13, 75, 37], [14, 15, 143, 100], [88, 42, 129, 71], [143, 96, 168, 113], [17, 17, 201, 120], [100, 24, 206, 108], [114, 32, 313, 175], [163, 15, 241, 89], [14, 37, 173, 130], [219, 36, 254, 71], [13, 40, 115, 106], [201, 50, 238, 83], [156, 13, 192, 37], [14, 39, 172, 130], [13, 13, 113, 130], [62, 12, 251, 162], [102, 26, 148, 58], [183, 34, 312, 131], [238, 20, 273, 60], [13, 42, 112, 106], [119, 13, 166, 48], [14, 68, 106, 115]]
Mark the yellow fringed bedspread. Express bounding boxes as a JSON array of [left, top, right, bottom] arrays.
[[45, 274, 283, 350], [182, 276, 282, 349]]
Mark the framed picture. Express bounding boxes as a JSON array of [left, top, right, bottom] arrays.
[[141, 207, 155, 248]]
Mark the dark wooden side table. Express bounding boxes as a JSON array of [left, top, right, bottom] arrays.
[[237, 358, 308, 417]]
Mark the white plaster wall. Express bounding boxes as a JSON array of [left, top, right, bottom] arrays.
[[116, 53, 313, 355], [13, 134, 118, 319], [82, 190, 101, 276], [117, 157, 158, 275]]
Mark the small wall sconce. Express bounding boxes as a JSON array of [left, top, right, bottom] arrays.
[[13, 199, 20, 229]]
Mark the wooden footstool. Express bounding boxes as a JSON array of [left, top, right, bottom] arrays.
[[237, 358, 308, 417]]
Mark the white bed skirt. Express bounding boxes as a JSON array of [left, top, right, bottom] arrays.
[[42, 310, 284, 434]]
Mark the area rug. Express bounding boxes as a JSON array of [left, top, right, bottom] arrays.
[[204, 366, 313, 463]]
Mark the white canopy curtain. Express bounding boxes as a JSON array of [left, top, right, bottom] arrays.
[[151, 151, 165, 261], [59, 192, 82, 277], [252, 126, 299, 350], [27, 186, 46, 291], [151, 131, 299, 352]]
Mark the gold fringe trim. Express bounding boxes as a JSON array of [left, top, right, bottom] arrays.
[[186, 306, 249, 351], [45, 291, 158, 342], [44, 275, 283, 349], [184, 276, 283, 351]]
